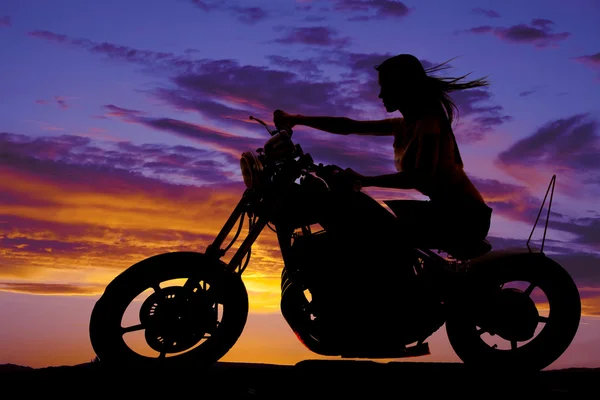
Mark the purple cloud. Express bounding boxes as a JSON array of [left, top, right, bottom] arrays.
[[519, 89, 537, 97], [273, 26, 352, 47], [28, 30, 510, 150], [552, 252, 600, 290], [573, 52, 600, 79], [574, 52, 600, 68], [0, 131, 232, 186], [191, 0, 210, 11], [266, 55, 325, 78], [190, 1, 269, 24], [236, 6, 270, 24], [35, 96, 70, 109], [332, 0, 412, 21], [100, 104, 396, 176], [483, 237, 600, 292], [489, 114, 600, 248], [28, 30, 509, 130], [296, 3, 313, 12], [456, 18, 571, 48], [471, 8, 501, 18], [471, 175, 600, 252], [99, 104, 147, 121], [0, 16, 11, 27], [447, 89, 512, 140], [28, 30, 188, 70], [497, 113, 600, 175]]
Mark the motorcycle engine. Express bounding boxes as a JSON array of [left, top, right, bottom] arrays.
[[288, 229, 333, 283]]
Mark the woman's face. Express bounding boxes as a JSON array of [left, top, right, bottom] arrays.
[[378, 72, 410, 113]]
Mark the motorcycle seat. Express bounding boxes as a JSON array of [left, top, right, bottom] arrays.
[[438, 239, 492, 260]]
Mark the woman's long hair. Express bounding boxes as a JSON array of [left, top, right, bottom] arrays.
[[423, 57, 490, 125], [375, 54, 489, 168], [375, 55, 490, 125]]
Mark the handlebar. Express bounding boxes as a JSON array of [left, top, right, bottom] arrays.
[[313, 163, 362, 193], [249, 115, 293, 137], [248, 115, 360, 193]]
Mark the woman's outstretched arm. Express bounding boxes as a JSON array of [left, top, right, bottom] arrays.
[[273, 109, 402, 136], [294, 115, 402, 136]]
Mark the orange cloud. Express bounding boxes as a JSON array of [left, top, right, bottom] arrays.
[[1, 160, 286, 311]]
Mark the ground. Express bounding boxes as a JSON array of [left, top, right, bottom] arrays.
[[1, 360, 597, 398]]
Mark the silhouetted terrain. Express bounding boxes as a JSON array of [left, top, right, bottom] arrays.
[[1, 360, 598, 397]]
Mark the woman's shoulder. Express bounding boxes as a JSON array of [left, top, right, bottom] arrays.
[[416, 114, 444, 135]]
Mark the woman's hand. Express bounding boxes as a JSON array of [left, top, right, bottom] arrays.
[[342, 167, 365, 182], [273, 109, 299, 129], [340, 167, 366, 191]]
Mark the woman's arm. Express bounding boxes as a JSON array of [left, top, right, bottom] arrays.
[[273, 110, 403, 136], [362, 171, 418, 189], [294, 115, 402, 136]]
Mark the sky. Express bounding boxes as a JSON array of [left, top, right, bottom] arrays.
[[1, 0, 600, 369]]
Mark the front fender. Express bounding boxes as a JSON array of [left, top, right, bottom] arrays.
[[102, 251, 226, 297]]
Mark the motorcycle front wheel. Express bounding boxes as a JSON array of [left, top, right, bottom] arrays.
[[89, 251, 248, 368], [446, 252, 581, 372]]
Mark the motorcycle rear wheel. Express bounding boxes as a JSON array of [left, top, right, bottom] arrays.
[[89, 251, 248, 368], [446, 252, 581, 372]]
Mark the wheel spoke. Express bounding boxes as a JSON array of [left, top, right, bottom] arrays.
[[539, 315, 549, 323], [122, 324, 144, 333], [158, 351, 166, 359], [477, 327, 487, 336], [524, 283, 535, 296], [152, 283, 161, 292], [511, 340, 518, 350]]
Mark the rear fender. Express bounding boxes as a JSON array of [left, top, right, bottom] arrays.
[[453, 247, 551, 315], [468, 247, 548, 270]]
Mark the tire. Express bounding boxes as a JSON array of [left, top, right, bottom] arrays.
[[446, 252, 581, 372], [89, 251, 248, 368]]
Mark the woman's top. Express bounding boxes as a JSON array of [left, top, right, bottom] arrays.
[[392, 116, 489, 210]]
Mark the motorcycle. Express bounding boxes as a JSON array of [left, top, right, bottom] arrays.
[[89, 116, 581, 371]]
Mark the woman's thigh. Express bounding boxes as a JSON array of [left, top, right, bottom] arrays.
[[384, 200, 439, 244]]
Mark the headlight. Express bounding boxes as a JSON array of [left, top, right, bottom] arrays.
[[240, 151, 264, 189]]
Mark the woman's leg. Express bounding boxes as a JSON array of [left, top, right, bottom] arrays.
[[383, 199, 439, 247], [433, 200, 493, 243]]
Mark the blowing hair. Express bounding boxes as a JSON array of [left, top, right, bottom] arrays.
[[423, 57, 490, 125]]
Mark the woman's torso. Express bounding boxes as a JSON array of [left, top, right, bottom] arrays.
[[393, 116, 487, 207]]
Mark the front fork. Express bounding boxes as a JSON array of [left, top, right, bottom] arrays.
[[203, 190, 269, 275]]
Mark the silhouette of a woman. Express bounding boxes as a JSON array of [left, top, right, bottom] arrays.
[[273, 54, 492, 247]]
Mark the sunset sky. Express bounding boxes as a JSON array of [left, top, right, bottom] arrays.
[[1, 0, 600, 369]]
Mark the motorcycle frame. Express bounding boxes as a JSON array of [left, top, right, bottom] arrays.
[[201, 113, 560, 290]]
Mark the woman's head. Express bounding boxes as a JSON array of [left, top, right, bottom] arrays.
[[375, 54, 490, 123]]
